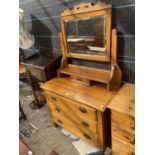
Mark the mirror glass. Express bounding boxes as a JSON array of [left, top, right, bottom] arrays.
[[65, 16, 106, 56]]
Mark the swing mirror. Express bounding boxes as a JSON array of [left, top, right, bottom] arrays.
[[60, 2, 112, 62]]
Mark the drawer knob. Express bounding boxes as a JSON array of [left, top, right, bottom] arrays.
[[129, 139, 135, 145], [55, 107, 61, 112], [83, 133, 91, 140], [57, 119, 63, 124], [81, 121, 89, 127], [51, 96, 57, 101], [131, 125, 135, 130], [79, 107, 87, 113], [128, 151, 135, 155]]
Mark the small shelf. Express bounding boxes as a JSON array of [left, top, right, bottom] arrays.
[[59, 64, 111, 84]]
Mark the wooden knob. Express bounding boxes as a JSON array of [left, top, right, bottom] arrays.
[[51, 96, 57, 101], [57, 119, 63, 124], [129, 139, 135, 145], [81, 121, 89, 127], [79, 107, 87, 113], [128, 151, 135, 155], [55, 107, 61, 112], [83, 133, 91, 140], [131, 124, 135, 130]]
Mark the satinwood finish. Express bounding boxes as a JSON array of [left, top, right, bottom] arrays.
[[108, 84, 135, 155]]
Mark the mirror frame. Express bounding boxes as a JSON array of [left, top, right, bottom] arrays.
[[60, 2, 112, 62]]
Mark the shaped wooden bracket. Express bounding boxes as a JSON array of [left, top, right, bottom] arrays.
[[107, 29, 122, 91]]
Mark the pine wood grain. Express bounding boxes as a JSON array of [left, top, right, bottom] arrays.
[[59, 64, 111, 84], [52, 110, 97, 134], [52, 115, 99, 147], [41, 77, 118, 112], [109, 84, 135, 155], [112, 137, 135, 155], [45, 91, 97, 121], [45, 91, 98, 134], [112, 125, 135, 147], [108, 84, 135, 117], [41, 77, 117, 150]]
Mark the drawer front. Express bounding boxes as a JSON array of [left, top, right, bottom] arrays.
[[51, 106, 97, 134], [112, 137, 135, 155], [52, 115, 99, 147], [112, 147, 126, 155], [112, 125, 135, 147], [111, 110, 135, 134], [112, 147, 134, 155], [70, 75, 90, 85], [45, 92, 97, 122]]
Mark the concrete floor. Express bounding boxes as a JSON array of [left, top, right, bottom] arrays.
[[19, 91, 80, 155]]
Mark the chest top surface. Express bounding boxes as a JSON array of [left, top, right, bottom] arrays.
[[108, 83, 135, 117], [41, 77, 119, 112]]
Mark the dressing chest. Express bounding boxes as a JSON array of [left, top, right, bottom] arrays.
[[41, 77, 119, 150], [41, 1, 123, 152]]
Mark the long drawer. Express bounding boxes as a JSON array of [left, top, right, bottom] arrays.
[[112, 146, 134, 155], [45, 91, 97, 122], [111, 110, 135, 134], [52, 115, 99, 147], [112, 136, 135, 155], [112, 125, 135, 147], [50, 106, 98, 134]]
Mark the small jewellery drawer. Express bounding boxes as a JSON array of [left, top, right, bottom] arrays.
[[112, 125, 135, 147], [52, 115, 99, 147], [112, 137, 135, 155], [51, 108, 97, 134], [111, 110, 135, 134], [45, 91, 97, 122]]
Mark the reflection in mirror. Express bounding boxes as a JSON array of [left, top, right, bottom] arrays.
[[65, 16, 106, 56]]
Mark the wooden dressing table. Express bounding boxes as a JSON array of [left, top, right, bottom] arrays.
[[41, 1, 123, 152]]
